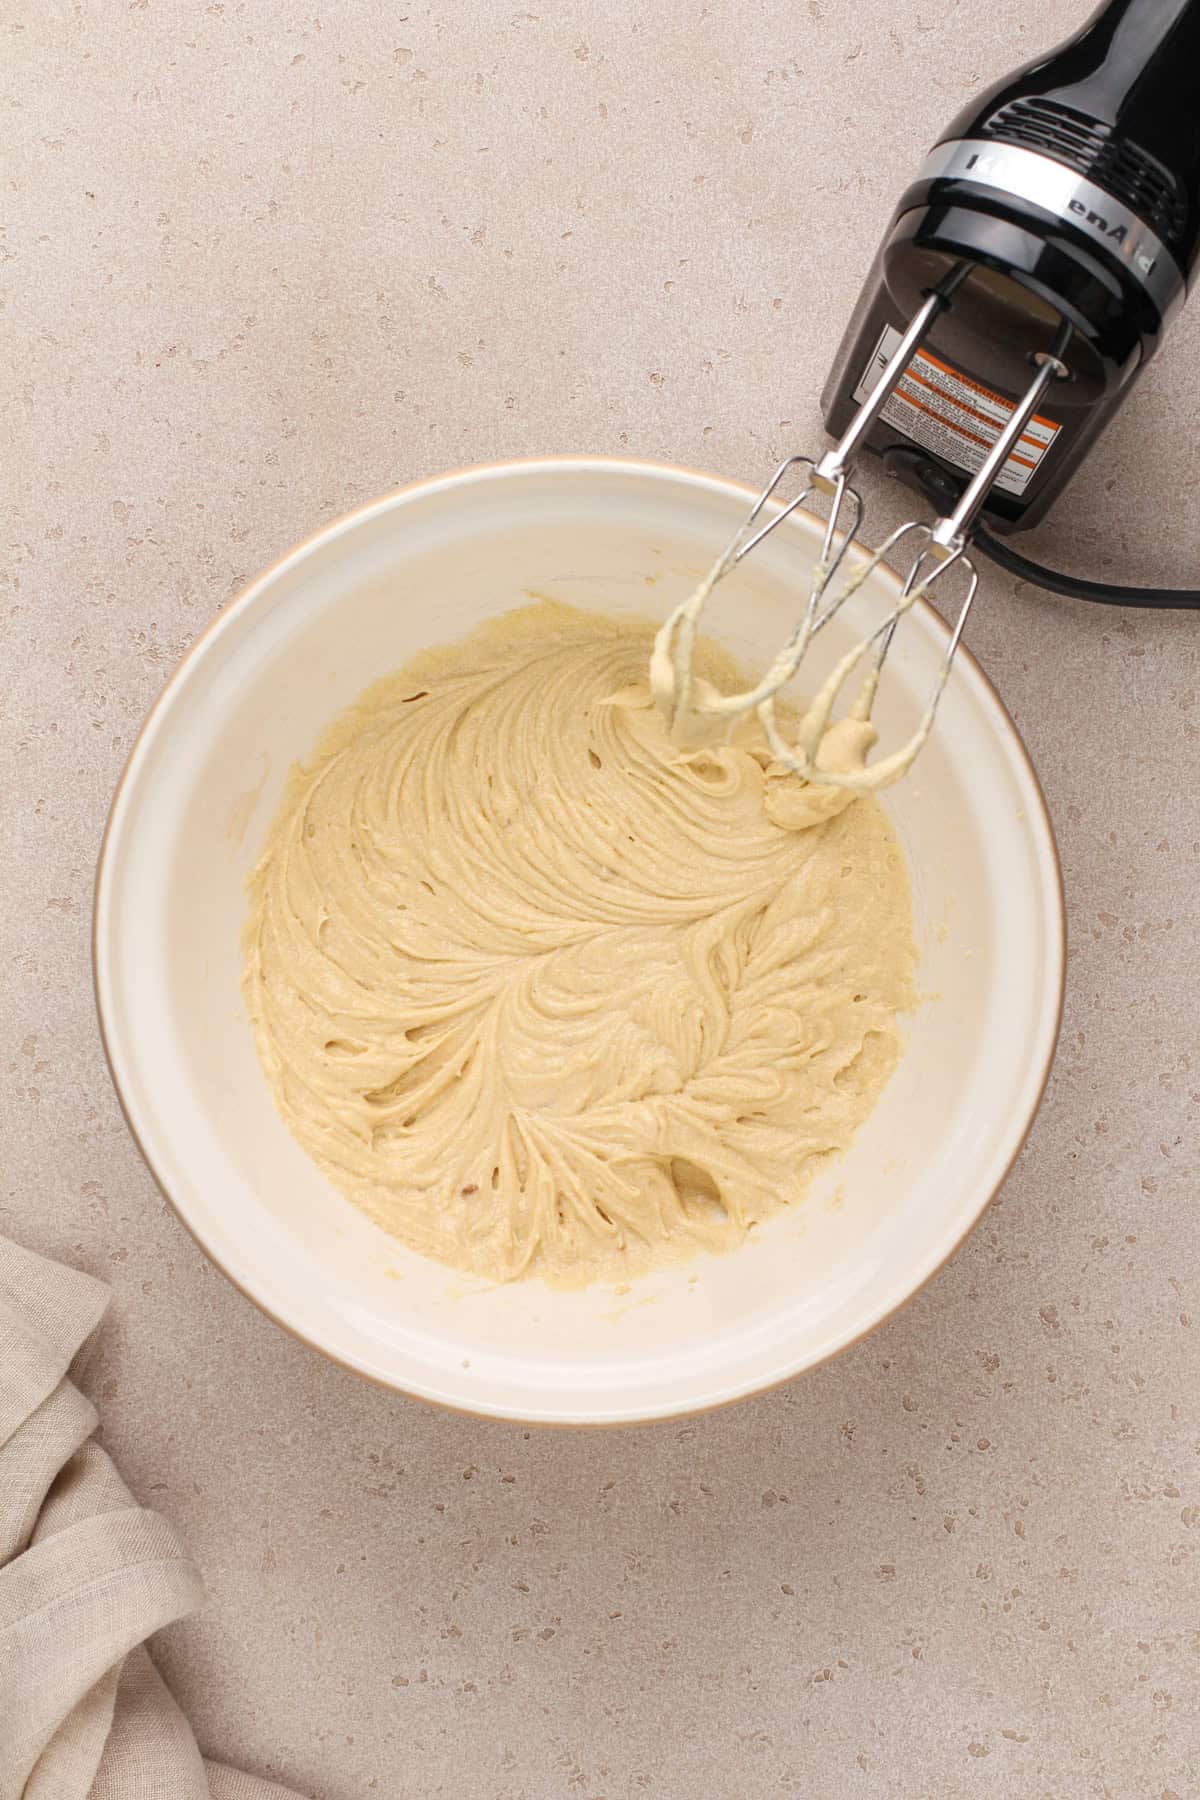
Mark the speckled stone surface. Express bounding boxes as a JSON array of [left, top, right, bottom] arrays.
[[4, 2, 1200, 1795]]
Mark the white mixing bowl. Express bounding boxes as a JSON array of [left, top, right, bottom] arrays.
[[94, 459, 1064, 1425]]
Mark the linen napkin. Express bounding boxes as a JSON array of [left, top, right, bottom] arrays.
[[0, 1233, 306, 1800]]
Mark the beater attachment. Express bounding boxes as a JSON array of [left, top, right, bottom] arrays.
[[652, 295, 1070, 792]]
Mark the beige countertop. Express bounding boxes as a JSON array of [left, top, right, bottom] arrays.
[[5, 1, 1199, 1794]]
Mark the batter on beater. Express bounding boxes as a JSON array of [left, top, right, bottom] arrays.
[[243, 601, 915, 1285]]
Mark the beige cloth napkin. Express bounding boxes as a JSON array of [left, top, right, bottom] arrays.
[[0, 1234, 306, 1800]]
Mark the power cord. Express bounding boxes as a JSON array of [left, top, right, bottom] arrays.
[[971, 525, 1200, 609], [881, 445, 1200, 610]]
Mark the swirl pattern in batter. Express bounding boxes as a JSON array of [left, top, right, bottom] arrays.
[[243, 602, 915, 1284]]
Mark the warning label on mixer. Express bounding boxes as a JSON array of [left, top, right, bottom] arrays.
[[854, 324, 1060, 496]]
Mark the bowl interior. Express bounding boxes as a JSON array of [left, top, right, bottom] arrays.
[[95, 461, 1062, 1423]]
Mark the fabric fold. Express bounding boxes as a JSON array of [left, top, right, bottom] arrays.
[[0, 1235, 307, 1800]]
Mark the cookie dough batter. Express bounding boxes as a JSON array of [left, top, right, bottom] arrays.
[[243, 603, 916, 1284]]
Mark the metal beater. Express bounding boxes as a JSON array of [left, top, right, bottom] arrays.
[[655, 0, 1200, 789]]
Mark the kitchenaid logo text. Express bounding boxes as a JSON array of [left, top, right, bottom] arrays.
[[962, 150, 1158, 276], [1063, 200, 1157, 274]]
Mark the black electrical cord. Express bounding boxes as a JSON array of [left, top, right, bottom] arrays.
[[881, 444, 1200, 610], [972, 526, 1200, 609]]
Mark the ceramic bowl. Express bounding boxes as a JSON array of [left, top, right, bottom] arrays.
[[94, 459, 1064, 1424]]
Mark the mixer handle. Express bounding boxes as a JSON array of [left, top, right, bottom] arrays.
[[941, 0, 1200, 277]]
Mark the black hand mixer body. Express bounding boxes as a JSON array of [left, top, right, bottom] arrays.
[[652, 0, 1200, 793], [822, 0, 1200, 534]]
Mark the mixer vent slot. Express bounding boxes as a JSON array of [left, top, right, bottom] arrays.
[[984, 97, 1186, 246]]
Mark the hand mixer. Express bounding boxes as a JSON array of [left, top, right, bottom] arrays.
[[653, 0, 1200, 789]]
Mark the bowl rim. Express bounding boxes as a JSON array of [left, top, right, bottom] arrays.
[[93, 454, 1067, 1426]]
